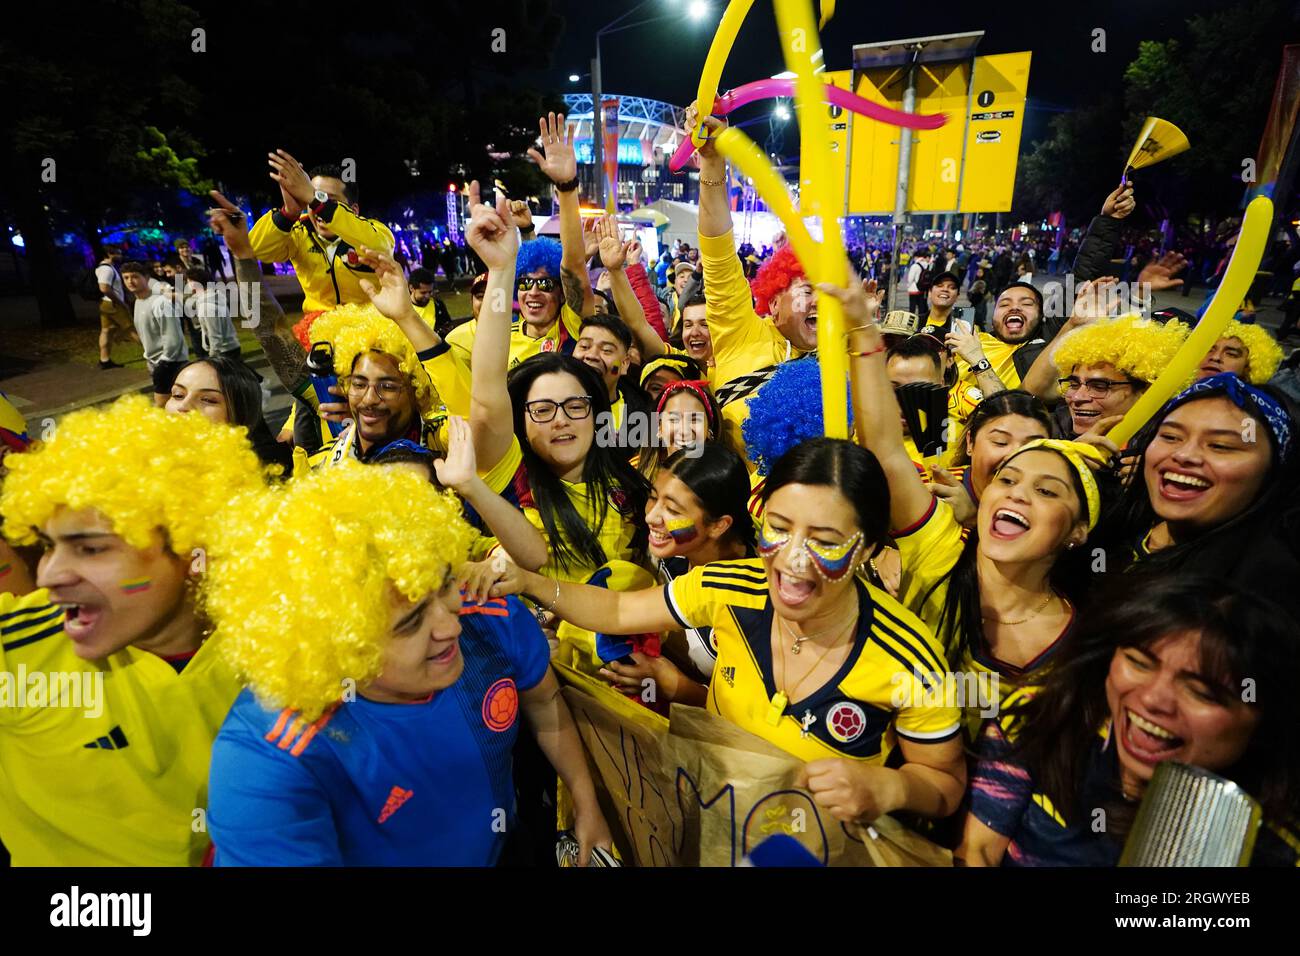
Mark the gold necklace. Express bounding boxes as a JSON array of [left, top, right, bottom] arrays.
[[982, 591, 1055, 626], [767, 612, 856, 726], [783, 614, 850, 655]]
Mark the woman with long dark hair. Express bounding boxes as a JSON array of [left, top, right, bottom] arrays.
[[636, 378, 724, 481], [958, 574, 1300, 866], [1091, 372, 1299, 599], [935, 389, 1054, 528], [165, 355, 292, 472], [825, 278, 1096, 736], [601, 443, 755, 705], [488, 437, 968, 825]]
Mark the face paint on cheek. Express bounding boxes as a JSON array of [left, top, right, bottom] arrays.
[[756, 518, 791, 557], [118, 577, 152, 595], [805, 533, 864, 582], [0, 563, 11, 580], [665, 516, 699, 544]]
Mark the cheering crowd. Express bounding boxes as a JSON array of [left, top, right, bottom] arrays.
[[1, 105, 1298, 868]]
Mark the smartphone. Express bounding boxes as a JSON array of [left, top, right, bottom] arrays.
[[206, 207, 244, 224], [951, 315, 974, 336]]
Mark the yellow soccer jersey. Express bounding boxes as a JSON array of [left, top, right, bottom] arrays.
[[951, 334, 1024, 422], [0, 589, 241, 865], [894, 498, 1069, 738], [665, 558, 960, 763], [444, 304, 585, 374]]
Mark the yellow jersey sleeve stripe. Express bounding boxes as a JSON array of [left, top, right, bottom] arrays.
[[872, 602, 949, 677], [890, 495, 938, 538], [1, 602, 61, 631], [700, 567, 768, 588], [870, 625, 943, 696]]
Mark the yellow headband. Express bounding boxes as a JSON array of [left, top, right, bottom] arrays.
[[999, 438, 1105, 530]]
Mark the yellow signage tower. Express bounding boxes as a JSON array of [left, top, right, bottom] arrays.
[[837, 32, 1031, 306]]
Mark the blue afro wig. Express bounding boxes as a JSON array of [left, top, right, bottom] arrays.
[[742, 357, 854, 475], [516, 236, 563, 278]]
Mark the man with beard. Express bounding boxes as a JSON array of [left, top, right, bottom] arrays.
[[688, 104, 819, 468], [947, 281, 1046, 427]]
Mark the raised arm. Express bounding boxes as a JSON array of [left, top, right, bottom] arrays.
[[819, 277, 934, 531], [268, 147, 394, 253], [944, 324, 1009, 400], [434, 416, 548, 571], [210, 190, 312, 400], [528, 113, 594, 319], [597, 217, 666, 360], [1020, 277, 1118, 401], [463, 181, 521, 472], [490, 565, 678, 636], [625, 248, 669, 341], [690, 104, 733, 240]]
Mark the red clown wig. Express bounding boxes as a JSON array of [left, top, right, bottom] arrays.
[[750, 246, 807, 316]]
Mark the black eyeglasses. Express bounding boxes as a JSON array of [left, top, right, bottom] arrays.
[[1057, 376, 1139, 398], [524, 395, 593, 423], [517, 276, 558, 293]]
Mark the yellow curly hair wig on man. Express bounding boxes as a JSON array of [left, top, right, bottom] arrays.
[[1219, 320, 1283, 385], [1053, 313, 1190, 385], [203, 461, 474, 720], [309, 303, 433, 412], [0, 393, 267, 553]]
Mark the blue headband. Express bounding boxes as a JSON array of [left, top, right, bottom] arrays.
[[371, 438, 433, 459], [1159, 372, 1292, 462]]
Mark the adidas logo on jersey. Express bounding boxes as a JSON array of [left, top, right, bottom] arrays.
[[83, 725, 129, 750], [721, 666, 736, 687], [377, 785, 414, 824]]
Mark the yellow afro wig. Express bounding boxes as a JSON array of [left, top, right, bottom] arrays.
[[1, 393, 267, 553], [308, 303, 433, 412], [1053, 313, 1190, 385], [1218, 320, 1283, 385], [203, 461, 474, 720]]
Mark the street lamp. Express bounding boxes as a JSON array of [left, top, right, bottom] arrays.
[[688, 0, 709, 19], [568, 73, 580, 82]]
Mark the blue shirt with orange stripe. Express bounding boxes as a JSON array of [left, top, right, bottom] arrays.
[[206, 595, 549, 866]]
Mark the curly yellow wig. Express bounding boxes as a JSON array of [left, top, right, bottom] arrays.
[[1219, 320, 1283, 385], [308, 303, 433, 411], [1053, 313, 1190, 384], [204, 461, 474, 720], [0, 394, 267, 553]]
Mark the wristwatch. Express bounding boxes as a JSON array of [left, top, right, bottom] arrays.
[[308, 189, 331, 215], [969, 357, 993, 374]]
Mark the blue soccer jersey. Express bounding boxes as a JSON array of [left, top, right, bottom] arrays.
[[208, 596, 550, 866]]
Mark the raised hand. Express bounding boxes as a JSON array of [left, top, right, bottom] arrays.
[[626, 239, 643, 268], [356, 246, 417, 322], [1138, 251, 1187, 292], [432, 415, 477, 492], [819, 269, 881, 327], [207, 190, 253, 259], [581, 216, 601, 260], [463, 180, 519, 271], [508, 199, 533, 232], [683, 102, 727, 161], [526, 112, 578, 185], [267, 148, 314, 209], [1102, 184, 1136, 220], [1069, 277, 1121, 324], [596, 216, 627, 271]]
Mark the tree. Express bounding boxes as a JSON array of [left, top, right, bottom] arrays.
[[1016, 98, 1125, 224], [1122, 0, 1293, 218]]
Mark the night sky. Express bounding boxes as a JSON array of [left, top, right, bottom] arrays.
[[517, 0, 1247, 145]]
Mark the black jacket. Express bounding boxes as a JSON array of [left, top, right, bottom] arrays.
[[1072, 214, 1124, 283]]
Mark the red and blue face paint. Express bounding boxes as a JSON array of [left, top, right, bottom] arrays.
[[757, 517, 862, 582]]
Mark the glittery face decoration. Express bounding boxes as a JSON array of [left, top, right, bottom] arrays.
[[757, 517, 863, 582], [665, 515, 700, 544], [756, 516, 791, 557], [804, 533, 863, 582]]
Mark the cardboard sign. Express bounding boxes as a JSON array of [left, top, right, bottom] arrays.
[[558, 664, 951, 867]]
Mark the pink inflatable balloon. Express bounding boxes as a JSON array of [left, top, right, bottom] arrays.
[[670, 77, 946, 173]]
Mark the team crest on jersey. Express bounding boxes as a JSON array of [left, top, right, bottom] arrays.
[[482, 678, 519, 732], [541, 338, 556, 353], [826, 702, 867, 743]]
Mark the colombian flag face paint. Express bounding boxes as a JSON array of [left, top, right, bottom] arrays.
[[805, 533, 863, 582], [0, 563, 11, 580], [118, 577, 152, 595], [665, 516, 699, 544], [756, 516, 791, 557]]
